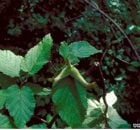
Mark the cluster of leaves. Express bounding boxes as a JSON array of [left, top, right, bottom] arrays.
[[0, 34, 131, 128], [0, 34, 52, 128]]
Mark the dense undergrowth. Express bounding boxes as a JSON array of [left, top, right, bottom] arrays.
[[0, 0, 140, 128]]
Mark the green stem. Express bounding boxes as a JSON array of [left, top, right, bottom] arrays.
[[53, 63, 96, 89], [53, 66, 70, 86], [70, 65, 96, 89]]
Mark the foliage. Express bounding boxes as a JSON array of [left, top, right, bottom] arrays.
[[0, 0, 140, 128], [0, 34, 132, 128]]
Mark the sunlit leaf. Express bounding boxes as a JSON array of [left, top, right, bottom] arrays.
[[100, 91, 117, 107], [0, 50, 23, 77], [21, 34, 53, 75]]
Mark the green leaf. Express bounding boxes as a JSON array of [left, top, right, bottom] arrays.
[[21, 34, 53, 75], [37, 88, 52, 96], [0, 113, 12, 128], [83, 99, 104, 128], [29, 123, 46, 128], [46, 114, 53, 122], [107, 107, 130, 128], [52, 77, 87, 128], [59, 42, 70, 59], [105, 91, 117, 107], [59, 41, 101, 64], [68, 53, 80, 64], [100, 91, 130, 128], [0, 50, 23, 77], [130, 61, 140, 67], [6, 85, 36, 128], [69, 41, 102, 58], [0, 90, 7, 109], [126, 25, 140, 34]]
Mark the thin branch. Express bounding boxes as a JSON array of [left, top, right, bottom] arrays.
[[100, 42, 112, 63], [98, 63, 110, 128], [100, 19, 131, 65], [65, 14, 83, 23], [97, 37, 110, 127], [100, 39, 121, 63], [84, 0, 140, 62]]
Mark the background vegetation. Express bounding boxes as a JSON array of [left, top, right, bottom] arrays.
[[0, 0, 140, 128]]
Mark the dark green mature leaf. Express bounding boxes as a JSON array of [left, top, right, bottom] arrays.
[[69, 41, 102, 58], [21, 34, 53, 75], [52, 77, 87, 128], [0, 50, 23, 77], [0, 113, 12, 128], [6, 85, 35, 128], [0, 90, 7, 109]]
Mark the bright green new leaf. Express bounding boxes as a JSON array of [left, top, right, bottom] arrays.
[[52, 77, 87, 128], [6, 85, 36, 128], [21, 34, 53, 75], [0, 113, 12, 128], [0, 90, 7, 109], [0, 50, 23, 77], [29, 123, 46, 128], [59, 42, 70, 59], [69, 41, 102, 58]]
